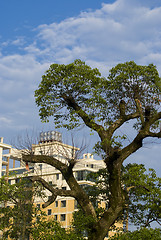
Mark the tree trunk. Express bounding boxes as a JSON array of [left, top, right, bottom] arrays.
[[88, 157, 125, 240]]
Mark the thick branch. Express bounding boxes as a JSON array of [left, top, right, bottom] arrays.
[[30, 176, 76, 208], [118, 112, 161, 164], [34, 176, 75, 195], [107, 111, 139, 138], [31, 176, 75, 197], [148, 111, 161, 126], [42, 195, 57, 208], [119, 100, 126, 116], [90, 109, 161, 239], [135, 99, 144, 124], [23, 154, 68, 172], [118, 131, 145, 164], [62, 93, 105, 139], [24, 154, 97, 218]]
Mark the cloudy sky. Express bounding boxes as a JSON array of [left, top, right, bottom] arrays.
[[1, 0, 161, 174]]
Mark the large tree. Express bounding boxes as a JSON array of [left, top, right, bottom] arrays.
[[23, 60, 161, 240]]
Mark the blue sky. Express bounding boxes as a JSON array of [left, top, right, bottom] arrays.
[[0, 1, 106, 39], [1, 0, 161, 176]]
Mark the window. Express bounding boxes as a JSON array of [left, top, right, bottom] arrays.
[[55, 201, 58, 207], [39, 164, 42, 170], [49, 181, 52, 185], [60, 214, 66, 221], [75, 170, 91, 181], [61, 200, 66, 208], [48, 209, 52, 215], [62, 186, 66, 190], [79, 184, 92, 194], [15, 178, 20, 183], [56, 174, 59, 180], [8, 179, 11, 185], [75, 171, 84, 181], [54, 215, 58, 221]]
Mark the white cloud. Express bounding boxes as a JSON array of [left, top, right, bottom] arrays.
[[17, 0, 161, 74], [0, 53, 50, 137], [11, 37, 26, 46], [0, 117, 12, 124]]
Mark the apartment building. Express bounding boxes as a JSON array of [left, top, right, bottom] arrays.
[[1, 132, 122, 238]]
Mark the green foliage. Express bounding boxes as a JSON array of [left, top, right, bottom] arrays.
[[110, 228, 161, 240], [35, 59, 104, 129], [122, 164, 161, 227], [31, 217, 84, 240], [72, 208, 97, 237], [107, 61, 161, 117], [35, 60, 161, 130], [85, 168, 110, 206], [0, 176, 43, 239], [76, 164, 161, 229]]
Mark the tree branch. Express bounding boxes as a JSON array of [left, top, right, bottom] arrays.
[[147, 131, 161, 138], [30, 176, 76, 208], [126, 185, 150, 193], [107, 111, 139, 138], [119, 100, 126, 117], [118, 130, 146, 164], [31, 176, 76, 197], [135, 99, 144, 124], [156, 219, 161, 226], [147, 111, 161, 127], [62, 93, 105, 139], [22, 154, 68, 172], [42, 195, 57, 208], [118, 116, 161, 165]]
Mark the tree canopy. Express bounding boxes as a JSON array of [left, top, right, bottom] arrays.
[[123, 163, 161, 228], [35, 60, 161, 130], [110, 228, 161, 240], [22, 60, 161, 240]]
